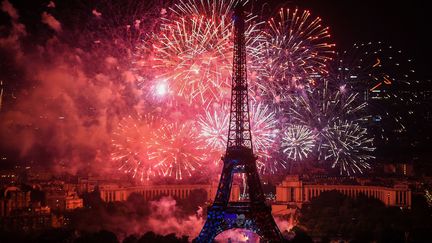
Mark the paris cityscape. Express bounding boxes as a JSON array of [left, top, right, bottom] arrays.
[[0, 0, 431, 242]]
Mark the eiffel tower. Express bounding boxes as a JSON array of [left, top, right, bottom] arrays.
[[195, 5, 284, 243]]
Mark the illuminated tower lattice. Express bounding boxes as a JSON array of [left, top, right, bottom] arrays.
[[196, 5, 284, 243], [0, 80, 3, 111]]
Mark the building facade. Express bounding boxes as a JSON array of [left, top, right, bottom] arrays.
[[0, 186, 31, 217], [273, 176, 411, 213], [99, 183, 241, 203]]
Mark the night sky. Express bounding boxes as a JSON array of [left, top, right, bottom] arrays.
[[0, 0, 430, 173], [261, 0, 430, 79], [2, 0, 430, 76]]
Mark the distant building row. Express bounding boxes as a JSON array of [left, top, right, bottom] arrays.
[[273, 175, 411, 215]]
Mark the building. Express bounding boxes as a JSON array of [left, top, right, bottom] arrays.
[[0, 186, 55, 231], [273, 175, 411, 214], [65, 192, 83, 210], [45, 189, 66, 212], [77, 175, 123, 193], [383, 162, 414, 176], [26, 167, 53, 182], [99, 183, 241, 203], [0, 170, 18, 186], [0, 184, 72, 231], [0, 186, 31, 217], [46, 189, 83, 212], [0, 211, 52, 231]]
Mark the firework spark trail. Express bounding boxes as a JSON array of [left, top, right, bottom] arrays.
[[335, 41, 415, 91], [282, 125, 316, 161], [322, 121, 375, 175], [111, 114, 162, 181], [87, 0, 165, 56], [287, 78, 374, 175], [333, 41, 417, 141], [259, 8, 335, 101], [148, 121, 205, 180], [150, 0, 265, 104], [198, 105, 230, 151], [289, 79, 367, 130], [198, 102, 281, 173]]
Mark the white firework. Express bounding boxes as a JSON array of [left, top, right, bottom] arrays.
[[322, 120, 375, 176], [282, 125, 316, 161], [198, 105, 230, 151]]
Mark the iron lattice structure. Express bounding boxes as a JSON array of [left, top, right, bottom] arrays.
[[196, 5, 284, 243]]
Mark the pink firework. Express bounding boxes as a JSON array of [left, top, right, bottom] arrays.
[[198, 104, 230, 151], [148, 121, 205, 180], [198, 102, 279, 170], [260, 8, 336, 101], [150, 0, 265, 104], [249, 102, 279, 152], [111, 114, 162, 181]]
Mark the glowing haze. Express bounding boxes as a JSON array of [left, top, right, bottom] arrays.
[[1, 0, 415, 182]]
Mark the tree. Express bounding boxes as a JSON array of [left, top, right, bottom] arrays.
[[75, 230, 119, 243], [137, 231, 188, 243], [299, 190, 409, 242], [290, 226, 313, 243], [123, 235, 138, 243]]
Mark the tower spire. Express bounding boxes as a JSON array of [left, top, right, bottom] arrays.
[[196, 5, 284, 243], [227, 4, 253, 151]]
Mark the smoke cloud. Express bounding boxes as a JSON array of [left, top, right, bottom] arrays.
[[0, 0, 148, 175], [41, 11, 62, 32], [146, 197, 204, 238], [1, 0, 18, 20], [71, 196, 204, 241]]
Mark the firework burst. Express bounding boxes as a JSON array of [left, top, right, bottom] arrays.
[[249, 102, 280, 175], [198, 102, 278, 153], [322, 121, 375, 175], [198, 102, 280, 172], [111, 114, 161, 181], [282, 125, 316, 161], [287, 78, 374, 175], [150, 0, 265, 104], [148, 121, 205, 180], [289, 79, 367, 129], [259, 8, 335, 101], [198, 104, 230, 151], [249, 102, 279, 152]]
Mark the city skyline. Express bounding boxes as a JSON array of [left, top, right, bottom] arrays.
[[0, 1, 431, 242]]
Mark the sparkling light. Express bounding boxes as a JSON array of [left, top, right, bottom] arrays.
[[155, 80, 168, 96], [288, 79, 374, 175], [259, 8, 336, 101], [282, 125, 316, 161], [111, 114, 161, 181], [322, 121, 375, 175], [148, 121, 205, 180], [150, 0, 265, 104]]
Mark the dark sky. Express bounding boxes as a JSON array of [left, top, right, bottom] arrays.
[[259, 0, 430, 79], [0, 0, 430, 171], [1, 0, 429, 77]]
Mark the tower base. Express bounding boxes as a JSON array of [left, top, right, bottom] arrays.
[[195, 202, 284, 243]]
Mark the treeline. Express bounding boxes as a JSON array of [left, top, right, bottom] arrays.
[[299, 190, 432, 243], [0, 229, 189, 243]]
